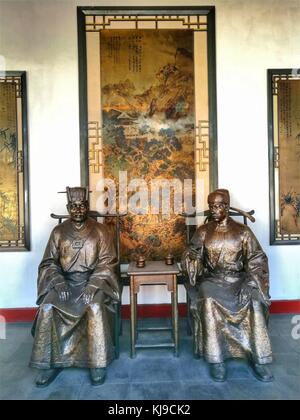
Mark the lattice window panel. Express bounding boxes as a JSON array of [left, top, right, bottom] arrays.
[[85, 14, 208, 32]]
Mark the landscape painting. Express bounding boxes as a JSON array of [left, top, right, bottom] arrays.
[[278, 80, 300, 236], [0, 83, 19, 242], [100, 30, 195, 262]]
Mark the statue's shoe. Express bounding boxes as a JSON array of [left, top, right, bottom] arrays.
[[251, 363, 274, 382], [36, 368, 63, 388], [90, 368, 106, 386], [209, 363, 227, 382]]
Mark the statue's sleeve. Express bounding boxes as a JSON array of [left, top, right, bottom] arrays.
[[182, 228, 205, 286], [88, 225, 120, 302], [244, 228, 271, 306], [37, 229, 65, 305]]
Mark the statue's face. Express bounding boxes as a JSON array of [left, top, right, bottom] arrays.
[[208, 194, 229, 222], [67, 200, 89, 223]]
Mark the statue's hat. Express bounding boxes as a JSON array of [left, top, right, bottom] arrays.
[[208, 189, 230, 205], [58, 187, 90, 203]]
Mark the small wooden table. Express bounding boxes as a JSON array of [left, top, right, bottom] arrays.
[[127, 261, 180, 358]]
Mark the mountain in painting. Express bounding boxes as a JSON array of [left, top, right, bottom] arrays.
[[102, 57, 194, 121]]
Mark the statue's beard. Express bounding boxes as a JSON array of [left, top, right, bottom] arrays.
[[71, 214, 87, 224]]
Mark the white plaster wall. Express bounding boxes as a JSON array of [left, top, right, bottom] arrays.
[[0, 0, 299, 308]]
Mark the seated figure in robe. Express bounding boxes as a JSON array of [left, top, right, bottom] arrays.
[[30, 187, 120, 387], [182, 189, 273, 382]]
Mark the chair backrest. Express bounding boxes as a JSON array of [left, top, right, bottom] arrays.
[[182, 208, 255, 245]]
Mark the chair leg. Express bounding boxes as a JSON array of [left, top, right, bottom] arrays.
[[193, 319, 200, 359], [119, 303, 123, 336], [114, 304, 120, 359], [193, 336, 200, 358]]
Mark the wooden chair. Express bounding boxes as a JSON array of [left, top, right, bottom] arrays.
[[181, 208, 255, 357], [50, 211, 127, 359]]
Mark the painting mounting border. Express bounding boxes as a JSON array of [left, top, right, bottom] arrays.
[[0, 71, 30, 251], [268, 68, 300, 245], [77, 6, 218, 192]]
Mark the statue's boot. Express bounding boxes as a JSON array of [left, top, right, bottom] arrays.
[[36, 368, 63, 388], [251, 363, 274, 382], [90, 368, 106, 386], [209, 363, 227, 382]]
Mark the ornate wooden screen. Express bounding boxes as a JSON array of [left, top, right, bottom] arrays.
[[0, 72, 30, 251], [78, 7, 218, 261], [268, 69, 300, 245]]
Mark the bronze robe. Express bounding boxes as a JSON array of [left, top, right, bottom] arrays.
[[182, 217, 273, 365], [30, 218, 120, 370]]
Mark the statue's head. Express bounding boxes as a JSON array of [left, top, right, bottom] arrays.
[[208, 189, 230, 223], [66, 187, 89, 224]]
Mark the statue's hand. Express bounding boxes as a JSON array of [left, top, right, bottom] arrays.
[[82, 285, 98, 305], [238, 283, 255, 306], [55, 282, 71, 302], [186, 259, 198, 287], [188, 248, 199, 261]]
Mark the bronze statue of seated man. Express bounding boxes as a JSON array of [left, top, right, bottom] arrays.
[[30, 187, 120, 387], [182, 189, 274, 382]]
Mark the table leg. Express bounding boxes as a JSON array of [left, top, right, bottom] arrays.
[[130, 276, 136, 358], [171, 291, 175, 341], [134, 293, 138, 341], [173, 275, 179, 357]]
